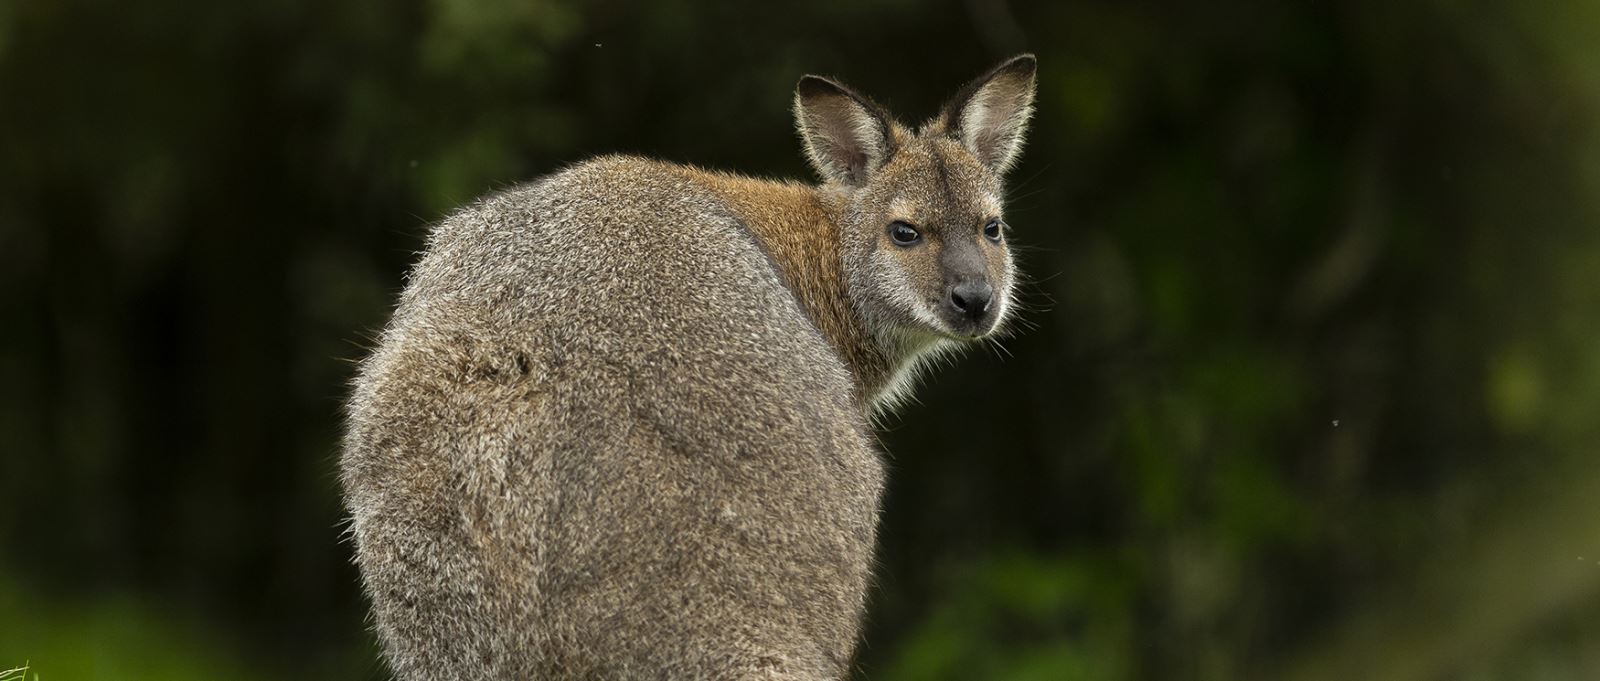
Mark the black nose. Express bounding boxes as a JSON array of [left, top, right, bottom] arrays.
[[948, 281, 993, 319]]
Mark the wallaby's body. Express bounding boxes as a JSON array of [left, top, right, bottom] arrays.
[[343, 57, 1037, 680]]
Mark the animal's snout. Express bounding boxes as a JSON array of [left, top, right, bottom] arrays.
[[948, 280, 993, 320]]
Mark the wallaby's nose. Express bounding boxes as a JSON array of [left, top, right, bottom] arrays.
[[948, 281, 993, 319]]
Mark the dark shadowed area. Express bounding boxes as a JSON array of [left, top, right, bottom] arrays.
[[3, 0, 1599, 679]]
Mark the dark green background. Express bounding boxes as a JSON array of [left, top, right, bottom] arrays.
[[3, 0, 1599, 679]]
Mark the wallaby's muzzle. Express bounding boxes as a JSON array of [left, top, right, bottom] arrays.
[[943, 278, 1002, 337]]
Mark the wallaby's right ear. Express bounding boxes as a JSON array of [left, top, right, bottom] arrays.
[[794, 76, 896, 186], [938, 54, 1037, 174]]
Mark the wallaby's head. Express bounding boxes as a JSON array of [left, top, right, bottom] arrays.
[[795, 55, 1037, 346]]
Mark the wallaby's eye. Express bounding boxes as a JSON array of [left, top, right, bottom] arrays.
[[983, 218, 1004, 243], [888, 221, 921, 247]]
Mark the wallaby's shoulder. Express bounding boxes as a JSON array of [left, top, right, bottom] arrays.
[[420, 154, 720, 261], [440, 154, 834, 276], [558, 152, 691, 186], [542, 153, 822, 215], [439, 153, 811, 237]]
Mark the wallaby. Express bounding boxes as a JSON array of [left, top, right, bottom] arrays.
[[342, 55, 1037, 680]]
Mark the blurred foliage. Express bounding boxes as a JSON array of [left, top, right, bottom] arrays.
[[0, 577, 370, 681], [3, 0, 1599, 679]]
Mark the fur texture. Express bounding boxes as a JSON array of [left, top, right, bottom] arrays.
[[342, 55, 1037, 680]]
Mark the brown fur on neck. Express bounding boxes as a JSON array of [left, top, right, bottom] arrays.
[[688, 170, 897, 409]]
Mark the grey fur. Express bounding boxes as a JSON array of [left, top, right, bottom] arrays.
[[343, 56, 1036, 680]]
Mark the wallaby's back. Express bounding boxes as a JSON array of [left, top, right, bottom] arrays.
[[343, 156, 883, 678]]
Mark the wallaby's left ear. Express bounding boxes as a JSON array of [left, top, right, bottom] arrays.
[[939, 54, 1037, 174], [795, 75, 898, 186]]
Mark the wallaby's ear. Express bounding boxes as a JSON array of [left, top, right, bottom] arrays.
[[794, 75, 896, 186], [939, 54, 1037, 174]]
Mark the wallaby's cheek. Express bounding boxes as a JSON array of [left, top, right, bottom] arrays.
[[903, 247, 951, 308], [867, 248, 938, 330], [989, 250, 1018, 324]]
